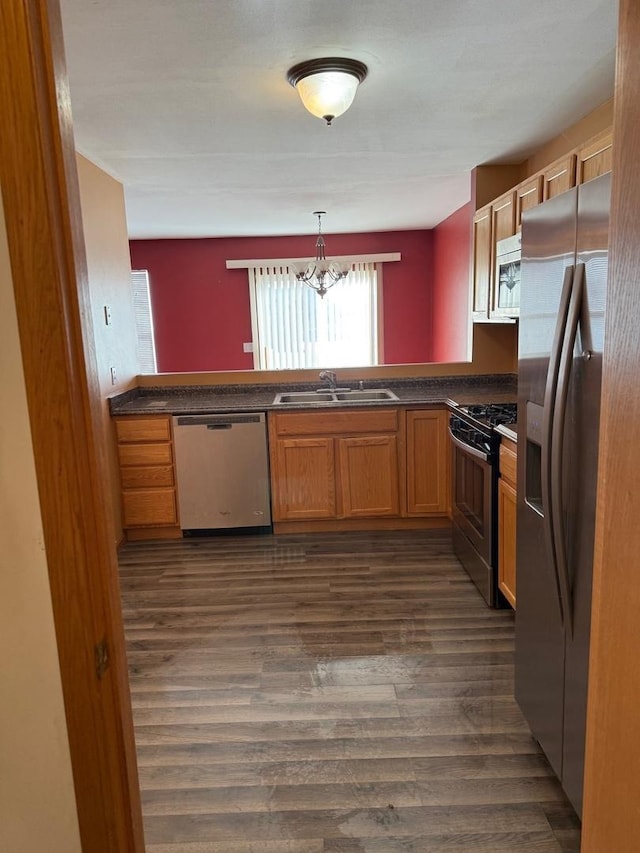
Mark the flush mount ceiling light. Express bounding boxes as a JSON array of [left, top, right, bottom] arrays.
[[295, 211, 350, 298], [287, 58, 368, 126]]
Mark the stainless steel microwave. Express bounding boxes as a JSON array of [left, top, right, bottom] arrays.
[[494, 232, 521, 318]]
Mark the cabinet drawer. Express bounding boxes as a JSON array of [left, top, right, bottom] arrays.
[[118, 442, 173, 467], [272, 408, 399, 436], [120, 464, 174, 489], [500, 441, 517, 487], [122, 488, 177, 527], [115, 416, 171, 443]]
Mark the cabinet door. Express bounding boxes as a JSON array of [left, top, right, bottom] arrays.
[[272, 437, 336, 520], [543, 154, 577, 200], [492, 191, 517, 244], [472, 206, 492, 320], [490, 191, 518, 317], [337, 435, 399, 518], [498, 477, 517, 608], [516, 175, 543, 228], [405, 410, 450, 516], [577, 131, 613, 185]]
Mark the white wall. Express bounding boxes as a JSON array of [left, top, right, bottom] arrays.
[[0, 191, 82, 851]]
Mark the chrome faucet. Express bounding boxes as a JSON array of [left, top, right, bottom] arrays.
[[319, 370, 337, 391]]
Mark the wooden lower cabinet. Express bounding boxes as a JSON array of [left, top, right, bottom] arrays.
[[498, 437, 517, 608], [337, 435, 399, 518], [115, 414, 181, 540], [268, 407, 450, 531], [272, 437, 336, 520], [406, 409, 450, 515]]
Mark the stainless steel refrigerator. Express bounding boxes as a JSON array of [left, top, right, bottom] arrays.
[[515, 171, 610, 817]]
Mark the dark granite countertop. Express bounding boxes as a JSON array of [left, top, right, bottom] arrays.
[[109, 374, 517, 416]]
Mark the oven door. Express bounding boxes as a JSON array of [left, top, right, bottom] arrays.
[[449, 427, 493, 568]]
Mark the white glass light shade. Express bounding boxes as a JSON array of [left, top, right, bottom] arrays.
[[294, 72, 359, 123], [287, 58, 368, 126]]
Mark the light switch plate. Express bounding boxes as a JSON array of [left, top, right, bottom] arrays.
[[104, 305, 112, 325], [110, 366, 117, 385], [243, 342, 254, 353]]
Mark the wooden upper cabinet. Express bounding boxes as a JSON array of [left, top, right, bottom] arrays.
[[337, 435, 399, 518], [543, 154, 577, 200], [516, 175, 543, 228], [472, 205, 492, 320], [492, 190, 517, 244], [576, 130, 613, 185], [405, 410, 450, 516]]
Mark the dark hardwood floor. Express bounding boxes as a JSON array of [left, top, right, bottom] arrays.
[[119, 529, 581, 852]]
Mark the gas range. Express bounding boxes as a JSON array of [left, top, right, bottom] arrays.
[[456, 402, 518, 431], [449, 402, 517, 458], [448, 400, 518, 608]]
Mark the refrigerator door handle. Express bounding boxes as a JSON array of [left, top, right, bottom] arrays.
[[550, 263, 585, 639], [541, 264, 575, 627]]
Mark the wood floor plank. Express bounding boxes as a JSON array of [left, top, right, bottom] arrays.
[[119, 529, 580, 851]]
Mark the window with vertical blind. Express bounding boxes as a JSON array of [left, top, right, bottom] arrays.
[[130, 269, 158, 373], [248, 262, 379, 370]]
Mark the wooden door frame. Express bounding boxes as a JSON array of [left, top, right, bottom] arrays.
[[0, 2, 143, 850], [582, 0, 640, 848]]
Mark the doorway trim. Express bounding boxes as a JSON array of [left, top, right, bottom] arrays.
[[0, 1, 143, 849]]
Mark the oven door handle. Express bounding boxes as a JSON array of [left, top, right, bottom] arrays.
[[448, 427, 490, 463]]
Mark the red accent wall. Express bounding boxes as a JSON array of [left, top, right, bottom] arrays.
[[129, 230, 435, 372], [432, 202, 472, 362]]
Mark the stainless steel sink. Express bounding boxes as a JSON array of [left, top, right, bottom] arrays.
[[273, 388, 398, 405], [274, 391, 336, 404], [334, 389, 398, 401]]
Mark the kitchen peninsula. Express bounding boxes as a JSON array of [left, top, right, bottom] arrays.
[[110, 373, 515, 541]]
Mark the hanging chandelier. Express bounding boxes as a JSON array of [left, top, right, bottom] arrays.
[[295, 211, 350, 298]]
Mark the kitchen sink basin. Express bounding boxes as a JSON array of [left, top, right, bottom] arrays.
[[333, 389, 398, 401], [273, 388, 398, 405], [274, 391, 336, 403]]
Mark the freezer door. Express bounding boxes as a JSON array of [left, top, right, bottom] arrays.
[[561, 172, 610, 816], [516, 186, 578, 781]]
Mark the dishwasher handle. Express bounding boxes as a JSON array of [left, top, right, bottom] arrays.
[[207, 423, 232, 430]]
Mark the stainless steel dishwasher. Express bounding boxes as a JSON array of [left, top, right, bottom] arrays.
[[172, 413, 271, 531]]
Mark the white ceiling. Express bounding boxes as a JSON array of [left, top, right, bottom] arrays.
[[59, 0, 617, 239]]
